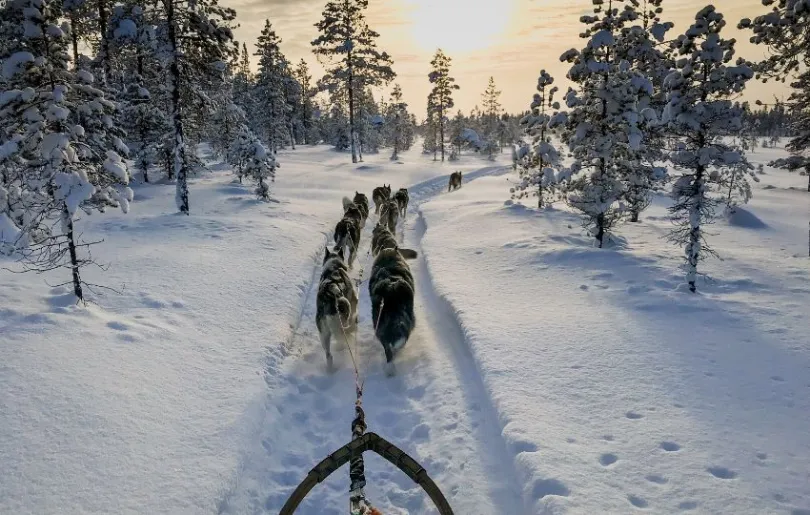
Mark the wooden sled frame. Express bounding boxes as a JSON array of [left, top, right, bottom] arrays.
[[279, 432, 454, 514]]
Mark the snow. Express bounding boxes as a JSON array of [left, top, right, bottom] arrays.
[[2, 142, 809, 515], [2, 52, 35, 79]]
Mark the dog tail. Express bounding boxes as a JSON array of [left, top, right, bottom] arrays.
[[336, 229, 354, 260], [342, 196, 353, 212], [398, 248, 418, 260]]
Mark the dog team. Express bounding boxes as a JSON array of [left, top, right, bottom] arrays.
[[316, 184, 416, 376]]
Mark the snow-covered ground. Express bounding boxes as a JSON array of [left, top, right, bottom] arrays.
[[2, 142, 809, 514], [419, 145, 810, 514]]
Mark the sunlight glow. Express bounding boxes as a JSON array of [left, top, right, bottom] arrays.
[[404, 0, 513, 54]]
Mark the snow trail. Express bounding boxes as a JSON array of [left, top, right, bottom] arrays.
[[219, 165, 512, 514]]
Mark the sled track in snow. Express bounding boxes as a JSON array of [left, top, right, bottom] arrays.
[[218, 165, 514, 515]]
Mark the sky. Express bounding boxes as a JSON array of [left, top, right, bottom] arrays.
[[222, 0, 791, 116]]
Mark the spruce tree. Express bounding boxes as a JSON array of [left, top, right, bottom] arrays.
[[293, 59, 317, 145], [385, 84, 412, 160], [254, 20, 291, 153], [311, 0, 395, 163], [427, 49, 458, 162], [0, 0, 133, 300], [481, 76, 502, 158], [664, 5, 754, 292]]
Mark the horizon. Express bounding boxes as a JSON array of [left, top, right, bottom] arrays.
[[223, 0, 791, 117]]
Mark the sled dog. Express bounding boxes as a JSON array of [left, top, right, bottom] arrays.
[[316, 247, 358, 369], [334, 216, 360, 268], [341, 199, 366, 229], [372, 184, 391, 214], [448, 171, 462, 192], [393, 188, 409, 217], [379, 199, 399, 234], [368, 246, 418, 375], [371, 222, 399, 256], [351, 192, 370, 220]]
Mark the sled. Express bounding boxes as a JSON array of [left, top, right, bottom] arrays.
[[279, 431, 453, 514]]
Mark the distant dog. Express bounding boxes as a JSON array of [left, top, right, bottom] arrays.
[[393, 188, 409, 217], [448, 171, 462, 192], [352, 192, 370, 220], [371, 222, 398, 256], [368, 246, 418, 375], [372, 184, 391, 214], [316, 246, 358, 369], [379, 199, 399, 234], [334, 217, 360, 268], [341, 199, 366, 229]]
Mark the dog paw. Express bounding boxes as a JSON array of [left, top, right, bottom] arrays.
[[384, 362, 396, 377]]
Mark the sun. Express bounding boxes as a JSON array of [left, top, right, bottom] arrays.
[[404, 0, 513, 54]]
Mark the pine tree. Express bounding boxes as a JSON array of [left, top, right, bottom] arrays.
[[481, 76, 502, 158], [0, 0, 133, 300], [664, 5, 754, 292], [293, 59, 317, 144], [312, 0, 395, 163], [385, 84, 412, 160], [254, 20, 291, 153], [741, 0, 810, 191], [615, 0, 673, 222], [158, 0, 236, 214], [428, 49, 458, 162], [512, 70, 568, 208], [558, 0, 652, 247]]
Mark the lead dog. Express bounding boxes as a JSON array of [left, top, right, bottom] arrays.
[[379, 199, 399, 234], [448, 171, 462, 192], [316, 247, 358, 369], [372, 184, 391, 214], [368, 246, 418, 375], [393, 188, 409, 217]]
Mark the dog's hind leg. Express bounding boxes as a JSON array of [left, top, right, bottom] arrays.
[[320, 328, 334, 370]]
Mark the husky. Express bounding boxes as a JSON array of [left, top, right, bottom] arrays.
[[448, 171, 462, 192], [352, 192, 370, 220], [372, 184, 391, 214], [342, 200, 366, 229], [316, 247, 359, 369], [368, 246, 418, 375], [371, 222, 398, 256], [393, 188, 409, 218], [334, 217, 360, 268], [379, 199, 399, 234]]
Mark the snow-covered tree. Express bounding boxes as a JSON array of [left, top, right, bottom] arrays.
[[254, 20, 291, 153], [311, 0, 395, 163], [663, 5, 754, 292], [231, 128, 276, 200], [384, 84, 413, 160], [481, 76, 502, 158], [558, 0, 652, 247], [158, 0, 236, 214], [741, 0, 810, 191], [0, 0, 133, 300], [293, 59, 317, 144], [512, 70, 568, 208], [427, 49, 458, 162]]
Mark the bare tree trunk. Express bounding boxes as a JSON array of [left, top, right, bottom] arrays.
[[97, 0, 111, 83], [63, 207, 84, 302], [347, 49, 357, 164]]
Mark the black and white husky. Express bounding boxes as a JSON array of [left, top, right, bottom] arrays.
[[334, 216, 360, 268], [379, 199, 399, 234], [372, 184, 391, 214], [393, 188, 409, 218], [345, 192, 369, 222], [316, 247, 359, 369], [448, 171, 462, 192], [368, 246, 418, 375]]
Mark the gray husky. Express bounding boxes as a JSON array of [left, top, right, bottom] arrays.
[[393, 188, 409, 217], [368, 246, 418, 375], [372, 184, 391, 214], [379, 199, 399, 234], [448, 171, 462, 192], [341, 199, 366, 229], [334, 217, 360, 268], [371, 222, 398, 256], [316, 247, 359, 369], [351, 192, 369, 220]]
